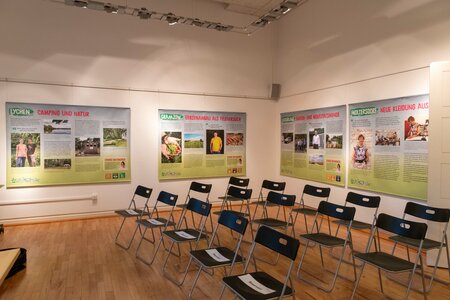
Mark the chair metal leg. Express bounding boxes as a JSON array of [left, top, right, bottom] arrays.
[[162, 240, 195, 286], [136, 230, 165, 265], [351, 262, 366, 300], [115, 218, 139, 250], [188, 265, 203, 299], [378, 268, 384, 295]]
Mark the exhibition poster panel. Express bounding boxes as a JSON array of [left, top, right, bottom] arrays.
[[280, 106, 346, 187], [348, 95, 429, 200], [6, 102, 131, 187], [158, 110, 246, 180]]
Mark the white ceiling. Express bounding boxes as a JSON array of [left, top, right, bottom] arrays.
[[211, 0, 283, 16]]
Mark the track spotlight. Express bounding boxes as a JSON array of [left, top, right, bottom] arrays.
[[137, 7, 152, 19], [72, 0, 88, 8], [192, 19, 204, 27], [165, 13, 179, 26], [104, 3, 118, 14]]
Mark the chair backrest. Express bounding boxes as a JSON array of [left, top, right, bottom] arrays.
[[157, 191, 178, 206], [218, 210, 249, 235], [135, 185, 152, 199], [266, 191, 296, 207], [346, 192, 380, 208], [376, 213, 428, 240], [318, 201, 355, 221], [404, 202, 450, 223], [261, 180, 286, 191], [190, 181, 212, 194], [227, 186, 253, 200], [254, 226, 300, 260], [186, 198, 212, 217], [303, 184, 330, 198], [228, 176, 250, 188]]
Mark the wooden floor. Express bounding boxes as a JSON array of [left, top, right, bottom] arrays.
[[0, 207, 448, 300]]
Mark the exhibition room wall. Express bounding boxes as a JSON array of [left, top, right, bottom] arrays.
[[273, 0, 450, 219], [0, 0, 277, 222]]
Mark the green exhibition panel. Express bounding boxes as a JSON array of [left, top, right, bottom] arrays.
[[6, 102, 131, 188], [158, 109, 246, 180]]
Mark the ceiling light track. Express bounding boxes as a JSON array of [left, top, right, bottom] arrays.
[[60, 0, 307, 35]]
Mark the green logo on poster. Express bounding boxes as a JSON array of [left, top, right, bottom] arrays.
[[9, 108, 34, 116], [350, 107, 377, 116], [160, 113, 183, 121], [112, 173, 119, 179], [119, 173, 126, 178], [281, 116, 294, 123]]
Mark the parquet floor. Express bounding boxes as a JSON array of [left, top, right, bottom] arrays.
[[0, 207, 448, 299]]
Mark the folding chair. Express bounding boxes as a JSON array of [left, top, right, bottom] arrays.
[[389, 202, 449, 293], [176, 181, 212, 231], [213, 177, 250, 218], [331, 192, 380, 262], [297, 201, 357, 292], [252, 179, 286, 221], [351, 213, 428, 300], [114, 185, 152, 249], [291, 184, 331, 234], [135, 190, 178, 265], [251, 191, 296, 265], [161, 198, 212, 286], [187, 210, 249, 299], [219, 225, 300, 300]]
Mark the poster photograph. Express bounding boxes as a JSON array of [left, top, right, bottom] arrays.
[[348, 94, 429, 200], [158, 110, 246, 180], [6, 102, 131, 188], [280, 105, 346, 187]]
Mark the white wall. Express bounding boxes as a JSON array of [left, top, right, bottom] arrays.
[[274, 0, 450, 219], [0, 0, 278, 222]]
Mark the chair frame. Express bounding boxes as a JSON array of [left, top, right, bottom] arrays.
[[114, 185, 152, 250], [135, 190, 179, 265], [297, 201, 357, 292], [160, 197, 212, 286], [214, 177, 250, 218], [187, 210, 249, 299], [219, 225, 300, 300], [390, 202, 450, 293], [291, 184, 331, 235], [251, 191, 296, 265], [351, 213, 429, 300], [252, 179, 286, 221]]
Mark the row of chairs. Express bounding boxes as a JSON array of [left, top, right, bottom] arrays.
[[113, 179, 449, 299]]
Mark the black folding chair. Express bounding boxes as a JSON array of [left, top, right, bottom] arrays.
[[114, 185, 152, 249], [331, 192, 380, 263], [351, 213, 428, 300], [251, 191, 296, 265], [219, 225, 300, 300], [135, 191, 178, 265], [291, 184, 331, 235], [252, 180, 286, 221], [187, 210, 249, 299], [213, 177, 250, 218], [161, 198, 212, 286], [297, 201, 357, 292], [389, 202, 449, 293], [176, 181, 212, 232]]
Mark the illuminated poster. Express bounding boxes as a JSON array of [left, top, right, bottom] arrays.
[[158, 110, 246, 180], [280, 106, 346, 186], [348, 94, 429, 200], [6, 102, 131, 187]]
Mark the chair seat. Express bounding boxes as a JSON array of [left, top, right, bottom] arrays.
[[190, 247, 243, 267], [136, 218, 176, 228], [253, 218, 293, 228], [300, 233, 346, 247], [114, 209, 148, 217], [162, 228, 208, 243], [213, 210, 250, 217], [218, 196, 246, 202], [292, 207, 316, 215], [222, 271, 293, 300], [354, 252, 415, 272], [389, 235, 443, 250], [332, 219, 372, 230], [252, 200, 277, 207]]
